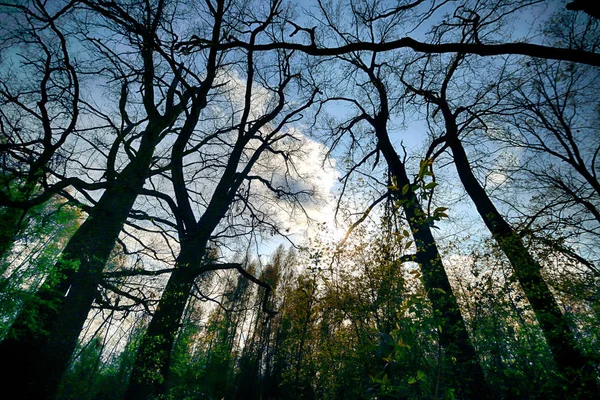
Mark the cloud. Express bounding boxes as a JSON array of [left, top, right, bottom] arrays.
[[486, 171, 508, 186], [154, 69, 344, 247], [248, 126, 341, 241], [485, 149, 520, 189]]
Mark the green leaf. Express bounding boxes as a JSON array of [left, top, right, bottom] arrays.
[[402, 184, 409, 195], [423, 181, 438, 190], [408, 377, 416, 384]]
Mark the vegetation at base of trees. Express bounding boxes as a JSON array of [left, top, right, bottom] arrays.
[[0, 197, 82, 337], [55, 236, 600, 400]]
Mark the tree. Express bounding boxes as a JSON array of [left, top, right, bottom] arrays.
[[298, 4, 492, 393], [124, 2, 320, 397], [168, 266, 251, 400], [2, 1, 599, 398], [179, 1, 600, 67], [0, 196, 81, 337], [492, 57, 600, 267], [395, 10, 599, 393], [0, 0, 226, 397], [232, 245, 297, 399], [327, 64, 490, 398], [406, 56, 597, 398], [0, 0, 83, 266]]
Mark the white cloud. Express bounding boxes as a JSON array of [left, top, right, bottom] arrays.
[[485, 149, 521, 188], [486, 171, 508, 186], [248, 127, 342, 241]]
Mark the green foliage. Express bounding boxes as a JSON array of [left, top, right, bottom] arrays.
[[48, 220, 600, 400], [388, 159, 448, 229], [58, 327, 143, 400], [456, 238, 579, 399], [0, 198, 81, 338]]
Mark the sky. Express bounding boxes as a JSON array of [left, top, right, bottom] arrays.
[[227, 0, 566, 260], [3, 0, 595, 350]]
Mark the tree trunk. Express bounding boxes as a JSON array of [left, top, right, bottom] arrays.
[[0, 153, 154, 399], [448, 135, 599, 398], [374, 120, 492, 399], [125, 243, 203, 400]]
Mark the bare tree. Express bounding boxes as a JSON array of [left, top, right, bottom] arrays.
[[492, 58, 600, 268], [394, 7, 599, 392], [179, 0, 600, 67], [125, 7, 321, 394], [0, 0, 84, 265], [282, 3, 492, 397], [0, 0, 228, 398]]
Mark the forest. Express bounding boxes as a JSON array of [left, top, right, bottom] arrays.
[[0, 0, 598, 399]]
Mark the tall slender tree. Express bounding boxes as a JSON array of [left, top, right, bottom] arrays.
[[327, 55, 490, 398], [400, 46, 599, 397]]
